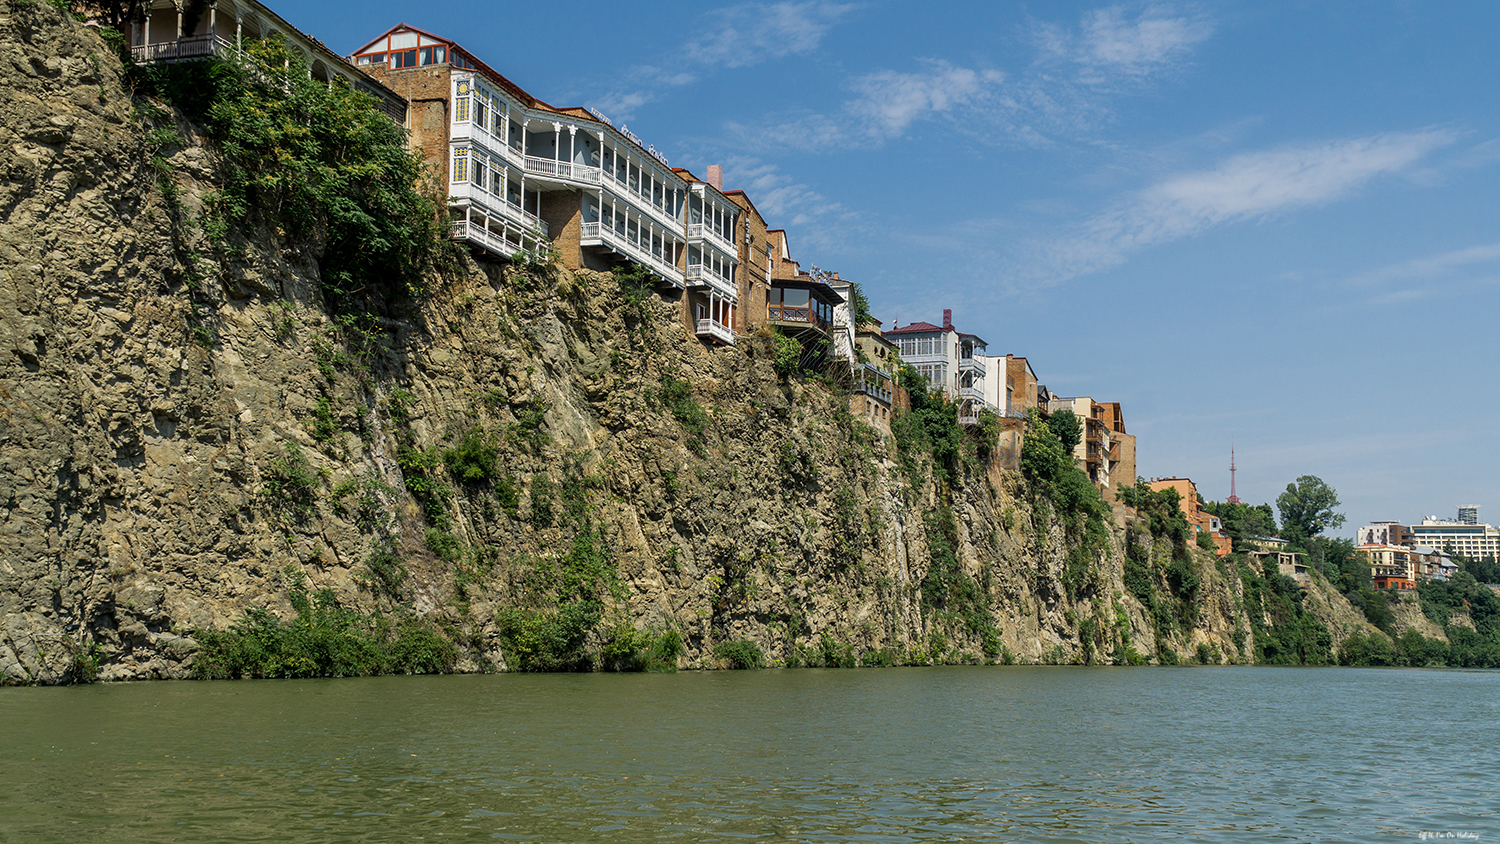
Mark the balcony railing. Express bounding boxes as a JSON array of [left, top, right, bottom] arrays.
[[695, 319, 735, 345], [450, 218, 545, 259], [524, 156, 600, 185], [131, 34, 236, 63], [958, 414, 980, 426], [686, 264, 736, 298], [857, 379, 893, 404], [601, 168, 684, 231], [580, 221, 683, 285], [449, 183, 548, 237], [768, 305, 824, 329], [687, 223, 737, 256], [959, 356, 986, 377], [959, 386, 985, 403]]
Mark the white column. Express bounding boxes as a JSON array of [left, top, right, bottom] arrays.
[[552, 123, 561, 162], [208, 2, 216, 42], [174, 0, 182, 41], [234, 12, 242, 49], [567, 126, 576, 167]]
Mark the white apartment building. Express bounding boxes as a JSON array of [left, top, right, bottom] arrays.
[[1409, 515, 1500, 560], [351, 24, 741, 344], [885, 309, 994, 425]]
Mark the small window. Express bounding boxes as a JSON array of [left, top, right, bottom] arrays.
[[364, 53, 384, 65], [390, 49, 418, 69]]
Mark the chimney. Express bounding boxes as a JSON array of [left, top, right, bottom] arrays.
[[942, 309, 952, 330], [706, 164, 723, 190]]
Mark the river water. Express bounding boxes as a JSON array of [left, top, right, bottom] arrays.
[[1, 666, 1494, 842]]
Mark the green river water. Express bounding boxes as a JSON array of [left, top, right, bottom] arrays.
[[1, 666, 1494, 842]]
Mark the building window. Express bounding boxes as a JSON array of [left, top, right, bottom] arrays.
[[452, 148, 468, 183], [390, 49, 418, 69]]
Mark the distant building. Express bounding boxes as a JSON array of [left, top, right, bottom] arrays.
[[1145, 477, 1232, 557], [1048, 397, 1135, 499], [1357, 521, 1413, 548], [1409, 512, 1500, 560], [885, 310, 995, 425]]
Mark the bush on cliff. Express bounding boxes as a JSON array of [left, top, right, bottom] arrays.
[[194, 570, 456, 679], [131, 36, 447, 309]]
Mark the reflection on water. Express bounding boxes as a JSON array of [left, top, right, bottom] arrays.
[[2, 667, 1495, 842]]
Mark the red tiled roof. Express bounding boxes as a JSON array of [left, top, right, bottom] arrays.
[[884, 321, 944, 335]]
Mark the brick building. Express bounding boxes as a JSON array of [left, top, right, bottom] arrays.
[[1146, 477, 1232, 557]]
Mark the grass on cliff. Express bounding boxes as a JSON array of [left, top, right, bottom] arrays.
[[127, 35, 449, 310]]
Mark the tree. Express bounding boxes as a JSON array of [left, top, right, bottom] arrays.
[[1276, 475, 1345, 543], [1047, 409, 1082, 452]]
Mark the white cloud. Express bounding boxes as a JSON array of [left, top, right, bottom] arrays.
[[1076, 4, 1213, 75], [689, 2, 858, 69], [725, 60, 1005, 151], [1348, 242, 1500, 287], [1019, 129, 1458, 285], [846, 62, 1006, 138], [590, 66, 697, 123], [722, 157, 853, 250]]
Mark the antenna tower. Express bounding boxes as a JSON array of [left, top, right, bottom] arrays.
[[1227, 446, 1241, 504]]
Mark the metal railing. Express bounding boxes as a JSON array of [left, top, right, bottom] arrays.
[[768, 305, 822, 328], [959, 356, 987, 376], [695, 319, 735, 345]]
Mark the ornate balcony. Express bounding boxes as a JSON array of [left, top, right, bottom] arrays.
[[580, 221, 683, 286], [959, 356, 986, 377], [687, 223, 737, 257], [686, 263, 736, 299], [131, 33, 234, 63], [695, 319, 734, 345], [523, 155, 600, 185]]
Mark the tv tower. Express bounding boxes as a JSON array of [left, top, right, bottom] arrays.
[[1227, 446, 1241, 504]]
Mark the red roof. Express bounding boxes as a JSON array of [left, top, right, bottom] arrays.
[[884, 321, 944, 335]]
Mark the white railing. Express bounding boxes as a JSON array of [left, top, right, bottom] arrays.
[[601, 169, 684, 232], [580, 222, 683, 285], [450, 184, 548, 237], [524, 156, 600, 184], [959, 386, 985, 403], [451, 219, 529, 258], [687, 223, 737, 256], [958, 414, 980, 426], [959, 356, 987, 377], [686, 264, 736, 298], [131, 34, 235, 63], [695, 319, 735, 345]]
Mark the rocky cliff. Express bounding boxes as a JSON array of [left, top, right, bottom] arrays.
[[2, 5, 1318, 683]]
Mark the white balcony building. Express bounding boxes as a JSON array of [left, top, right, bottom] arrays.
[[885, 309, 996, 425], [352, 24, 706, 292]]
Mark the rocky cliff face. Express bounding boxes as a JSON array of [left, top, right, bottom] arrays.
[[2, 6, 1292, 683]]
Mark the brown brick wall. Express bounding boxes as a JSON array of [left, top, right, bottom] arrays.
[[1006, 356, 1038, 411], [360, 65, 452, 183], [727, 193, 769, 331], [537, 191, 582, 270]]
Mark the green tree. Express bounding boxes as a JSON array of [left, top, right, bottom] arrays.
[[1047, 409, 1082, 452], [1276, 475, 1345, 545]]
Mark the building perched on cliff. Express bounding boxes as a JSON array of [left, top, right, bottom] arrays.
[[885, 310, 995, 425], [1146, 477, 1232, 557], [125, 0, 406, 121]]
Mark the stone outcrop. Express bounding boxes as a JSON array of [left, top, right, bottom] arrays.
[[1, 5, 1330, 683]]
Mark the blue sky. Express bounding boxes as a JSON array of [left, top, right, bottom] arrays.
[[301, 2, 1500, 537]]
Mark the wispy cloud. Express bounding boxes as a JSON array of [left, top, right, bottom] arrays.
[[689, 2, 858, 68], [590, 2, 855, 123], [1017, 129, 1458, 286], [1345, 241, 1500, 306], [723, 157, 854, 250], [726, 60, 1005, 151], [1041, 3, 1214, 79]]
